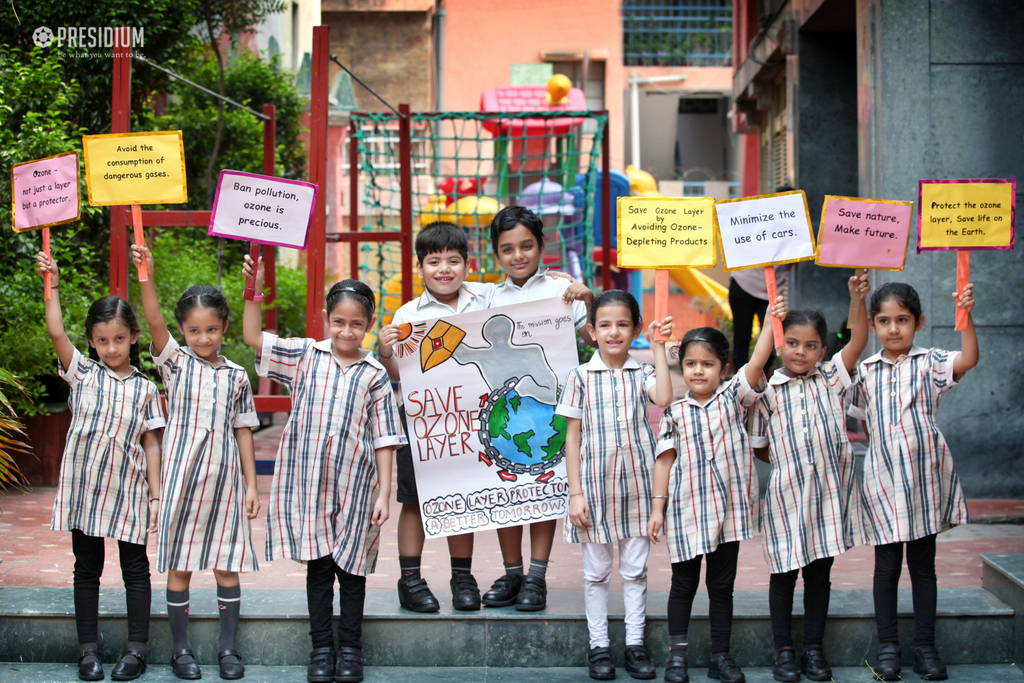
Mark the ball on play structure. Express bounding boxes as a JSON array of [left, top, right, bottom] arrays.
[[439, 195, 505, 227], [419, 193, 449, 226], [546, 74, 572, 105]]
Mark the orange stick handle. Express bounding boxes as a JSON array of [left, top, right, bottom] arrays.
[[243, 243, 261, 301], [43, 227, 52, 301], [131, 205, 149, 282], [654, 269, 670, 342], [847, 268, 860, 327], [764, 266, 784, 348], [955, 251, 970, 331]]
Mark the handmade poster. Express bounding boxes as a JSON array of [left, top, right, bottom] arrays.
[[208, 171, 317, 250], [714, 190, 816, 271], [396, 298, 579, 539], [616, 196, 717, 269], [917, 178, 1015, 251], [815, 196, 913, 270], [11, 152, 80, 232], [82, 131, 187, 205]]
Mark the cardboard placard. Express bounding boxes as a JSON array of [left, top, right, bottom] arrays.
[[616, 196, 717, 269], [82, 131, 187, 206], [815, 195, 913, 270], [714, 190, 816, 271], [11, 152, 81, 232], [208, 171, 317, 250], [917, 178, 1015, 252]]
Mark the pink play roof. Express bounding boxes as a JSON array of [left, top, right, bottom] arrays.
[[480, 85, 588, 137]]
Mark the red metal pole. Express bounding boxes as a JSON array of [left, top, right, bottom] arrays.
[[399, 104, 413, 304], [306, 26, 329, 340], [262, 104, 278, 332], [349, 119, 360, 281], [601, 119, 612, 292], [109, 28, 131, 298]]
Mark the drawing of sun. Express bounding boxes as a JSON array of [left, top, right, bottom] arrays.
[[394, 322, 426, 358]]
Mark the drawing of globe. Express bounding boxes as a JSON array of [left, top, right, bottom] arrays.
[[33, 26, 55, 48], [478, 379, 567, 477]]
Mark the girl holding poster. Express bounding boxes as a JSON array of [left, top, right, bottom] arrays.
[[849, 282, 978, 682], [559, 291, 674, 681], [133, 245, 260, 681], [746, 272, 870, 682]]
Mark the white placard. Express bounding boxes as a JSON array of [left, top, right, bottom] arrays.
[[208, 170, 317, 250], [714, 190, 816, 271]]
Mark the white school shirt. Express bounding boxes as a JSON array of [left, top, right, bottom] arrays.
[[848, 346, 969, 545], [51, 347, 165, 545], [491, 270, 588, 331], [153, 336, 261, 573], [257, 336, 406, 575], [655, 370, 761, 563], [556, 353, 658, 544], [748, 359, 862, 574]]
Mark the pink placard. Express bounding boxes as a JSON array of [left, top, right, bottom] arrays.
[[11, 152, 81, 232], [815, 195, 913, 270]]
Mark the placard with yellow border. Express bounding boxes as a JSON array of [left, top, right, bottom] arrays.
[[815, 195, 913, 270], [82, 131, 187, 206], [616, 196, 717, 269], [11, 151, 81, 232], [713, 190, 816, 271], [917, 178, 1015, 252]]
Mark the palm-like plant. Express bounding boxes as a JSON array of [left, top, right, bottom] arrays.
[[0, 368, 31, 497]]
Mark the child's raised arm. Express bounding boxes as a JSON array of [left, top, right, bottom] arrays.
[[36, 252, 76, 371], [952, 282, 978, 377], [132, 245, 170, 355], [840, 269, 870, 372], [241, 255, 265, 351], [646, 316, 675, 407], [376, 323, 401, 378], [744, 295, 786, 388]]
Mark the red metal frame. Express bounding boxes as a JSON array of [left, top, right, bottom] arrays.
[[305, 25, 329, 340]]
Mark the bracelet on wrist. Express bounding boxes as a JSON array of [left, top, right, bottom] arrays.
[[149, 497, 160, 502], [652, 495, 668, 499], [569, 491, 584, 497]]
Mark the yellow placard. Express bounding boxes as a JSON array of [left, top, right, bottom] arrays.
[[616, 196, 717, 269], [917, 179, 1015, 251], [82, 131, 187, 206]]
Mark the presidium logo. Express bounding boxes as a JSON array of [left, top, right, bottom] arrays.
[[33, 25, 145, 49]]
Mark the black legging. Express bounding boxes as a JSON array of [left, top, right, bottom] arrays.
[[71, 529, 151, 644], [768, 556, 834, 650], [667, 541, 740, 654], [728, 279, 769, 372], [307, 555, 367, 650], [874, 534, 938, 646]]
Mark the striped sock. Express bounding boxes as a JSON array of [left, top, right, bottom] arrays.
[[217, 584, 241, 663], [504, 559, 524, 577], [399, 555, 421, 579], [166, 589, 193, 663], [528, 557, 549, 580]]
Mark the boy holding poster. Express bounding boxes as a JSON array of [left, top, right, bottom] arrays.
[[480, 206, 595, 612]]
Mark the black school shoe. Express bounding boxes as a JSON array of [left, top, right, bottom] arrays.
[[481, 573, 524, 607], [588, 646, 616, 680], [772, 647, 800, 682], [664, 648, 689, 683], [913, 644, 948, 680], [624, 645, 655, 680], [396, 575, 440, 612], [335, 647, 364, 683], [218, 649, 244, 680], [170, 649, 202, 680], [708, 652, 745, 683], [515, 575, 548, 611], [306, 647, 334, 683], [78, 649, 104, 681], [450, 572, 482, 611], [800, 646, 831, 682], [874, 643, 901, 681], [111, 650, 147, 681]]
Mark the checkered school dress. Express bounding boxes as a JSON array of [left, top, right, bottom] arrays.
[[655, 371, 761, 564], [257, 336, 406, 576], [153, 337, 260, 573], [50, 347, 165, 545], [849, 346, 969, 545], [748, 359, 861, 574], [556, 354, 657, 544]]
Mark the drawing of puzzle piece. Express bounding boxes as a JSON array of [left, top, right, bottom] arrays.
[[420, 320, 466, 371]]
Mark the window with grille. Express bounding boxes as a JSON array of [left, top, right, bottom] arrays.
[[622, 0, 733, 67]]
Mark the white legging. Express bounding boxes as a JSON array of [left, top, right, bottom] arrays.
[[582, 536, 650, 649]]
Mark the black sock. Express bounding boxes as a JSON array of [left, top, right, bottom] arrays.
[[451, 557, 472, 575], [80, 642, 99, 664], [528, 557, 549, 580], [217, 584, 241, 663], [399, 555, 421, 579], [504, 559, 524, 577], [166, 589, 193, 663]]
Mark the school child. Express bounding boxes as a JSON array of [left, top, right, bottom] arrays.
[[377, 221, 499, 612], [133, 245, 261, 681], [482, 205, 595, 612], [746, 272, 870, 682], [648, 302, 781, 683], [36, 254, 164, 682], [850, 281, 978, 681], [560, 290, 674, 681], [241, 257, 405, 683]]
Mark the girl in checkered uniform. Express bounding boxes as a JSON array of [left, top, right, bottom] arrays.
[[746, 272, 870, 682], [648, 298, 782, 683], [134, 245, 260, 681], [559, 290, 674, 681], [37, 253, 164, 682], [242, 256, 405, 683], [849, 281, 978, 682]]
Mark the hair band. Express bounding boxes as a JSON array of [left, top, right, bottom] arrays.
[[683, 336, 712, 344], [333, 286, 375, 312]]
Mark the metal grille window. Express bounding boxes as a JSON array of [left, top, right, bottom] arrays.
[[623, 0, 733, 67]]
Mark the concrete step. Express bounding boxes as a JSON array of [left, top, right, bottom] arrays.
[[0, 586, 1013, 668], [2, 663, 1023, 683], [983, 553, 1024, 664]]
